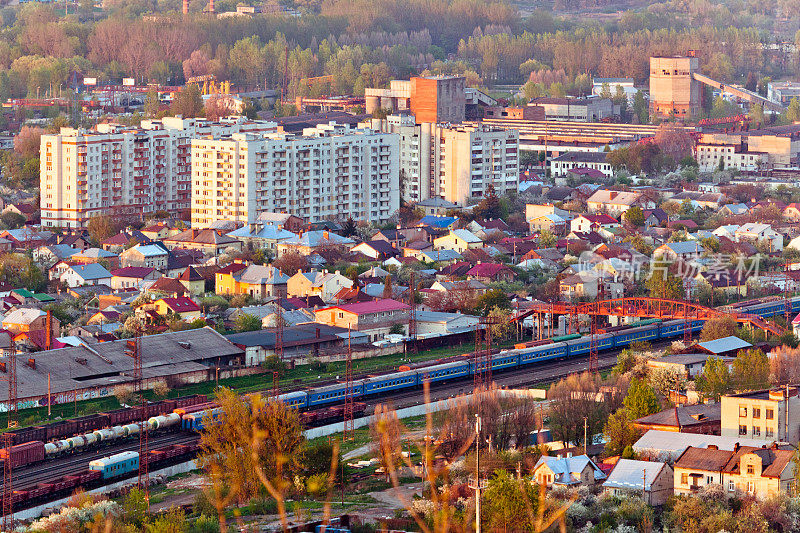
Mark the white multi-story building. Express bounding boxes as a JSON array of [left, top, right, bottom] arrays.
[[190, 122, 400, 227], [40, 116, 277, 229], [362, 114, 519, 206]]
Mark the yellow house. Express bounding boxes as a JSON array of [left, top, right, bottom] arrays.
[[532, 455, 606, 488], [152, 297, 202, 321], [674, 444, 794, 499], [433, 229, 483, 253], [216, 264, 290, 300], [178, 266, 206, 297], [287, 269, 352, 302]]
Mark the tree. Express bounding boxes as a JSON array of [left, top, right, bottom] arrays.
[[482, 470, 540, 532], [649, 367, 686, 397], [0, 212, 26, 230], [538, 229, 556, 248], [170, 83, 204, 118], [623, 378, 659, 419], [769, 345, 800, 385], [235, 313, 261, 333], [272, 252, 307, 276], [87, 214, 121, 244], [474, 184, 502, 220], [633, 90, 648, 124], [475, 289, 510, 314], [603, 408, 642, 457], [548, 372, 607, 447], [197, 389, 304, 532], [144, 88, 161, 117], [644, 264, 684, 300], [204, 95, 237, 121], [14, 125, 44, 159], [382, 275, 393, 299], [487, 306, 514, 340], [623, 205, 644, 227], [784, 97, 800, 124], [699, 316, 738, 341], [654, 123, 693, 165], [731, 348, 770, 392], [696, 356, 733, 402]]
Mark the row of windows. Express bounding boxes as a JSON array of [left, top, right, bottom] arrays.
[[738, 406, 775, 419], [738, 425, 775, 438]]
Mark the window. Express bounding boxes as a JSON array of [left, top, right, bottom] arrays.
[[681, 473, 688, 484], [753, 426, 761, 437], [728, 481, 735, 491], [739, 425, 747, 436], [747, 464, 754, 475], [753, 408, 761, 419], [706, 476, 714, 484], [766, 409, 774, 420], [739, 406, 748, 417], [766, 427, 774, 438], [747, 482, 755, 493]]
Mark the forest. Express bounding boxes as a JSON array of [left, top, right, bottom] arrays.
[[0, 0, 800, 104]]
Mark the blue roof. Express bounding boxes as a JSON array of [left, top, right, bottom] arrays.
[[132, 244, 168, 257], [662, 241, 702, 254], [419, 215, 458, 229], [420, 249, 462, 262], [227, 225, 296, 241], [697, 336, 752, 355], [281, 230, 354, 247], [68, 263, 112, 280]]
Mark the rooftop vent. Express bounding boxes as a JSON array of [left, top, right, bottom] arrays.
[[178, 341, 191, 349]]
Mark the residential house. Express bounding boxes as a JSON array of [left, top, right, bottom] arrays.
[[71, 247, 119, 269], [140, 222, 179, 241], [465, 263, 515, 284], [652, 241, 703, 262], [532, 455, 606, 488], [3, 202, 37, 222], [643, 208, 669, 229], [216, 264, 290, 299], [277, 231, 356, 257], [735, 223, 783, 252], [34, 244, 78, 265], [147, 276, 189, 298], [415, 310, 481, 338], [226, 324, 367, 365], [350, 240, 399, 261], [559, 271, 624, 300], [226, 223, 296, 253], [372, 229, 408, 249], [429, 279, 488, 296], [586, 189, 654, 216], [570, 214, 619, 234], [646, 353, 734, 379], [177, 266, 206, 297], [101, 231, 150, 254], [2, 308, 60, 338], [416, 198, 458, 217], [720, 203, 749, 216], [712, 225, 740, 241], [603, 459, 674, 506], [420, 249, 463, 264], [673, 444, 794, 498], [254, 211, 306, 232], [402, 241, 433, 259], [163, 229, 241, 255], [525, 204, 572, 226], [433, 230, 483, 253], [783, 203, 800, 221], [287, 270, 353, 303], [151, 297, 202, 321], [60, 264, 113, 288], [418, 215, 458, 230], [110, 267, 160, 290], [528, 213, 569, 235], [634, 404, 722, 435], [120, 243, 170, 270], [314, 299, 411, 341]]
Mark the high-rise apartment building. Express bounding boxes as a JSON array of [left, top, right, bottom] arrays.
[[363, 114, 519, 206], [190, 122, 400, 228], [40, 116, 277, 229]]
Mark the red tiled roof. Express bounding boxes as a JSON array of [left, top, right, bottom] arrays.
[[111, 266, 155, 278], [158, 297, 201, 313], [217, 263, 247, 275], [466, 263, 513, 277]]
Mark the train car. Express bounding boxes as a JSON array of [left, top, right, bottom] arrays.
[[613, 323, 661, 348], [307, 382, 365, 409], [363, 371, 417, 395], [518, 342, 568, 366], [0, 441, 45, 469], [416, 360, 471, 385], [472, 350, 518, 374], [660, 319, 704, 339], [148, 413, 181, 430], [277, 391, 308, 409], [174, 394, 208, 409], [45, 419, 78, 441], [564, 333, 615, 356], [73, 415, 110, 435], [182, 407, 224, 432], [6, 426, 47, 446], [89, 451, 140, 480]]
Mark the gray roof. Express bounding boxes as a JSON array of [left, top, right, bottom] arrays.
[[697, 336, 752, 355], [650, 353, 734, 365], [633, 430, 770, 461], [1, 327, 242, 402], [66, 263, 112, 280], [603, 459, 669, 491]]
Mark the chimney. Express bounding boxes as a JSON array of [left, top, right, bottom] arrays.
[[208, 0, 214, 12], [315, 327, 320, 339], [182, 0, 188, 14], [26, 358, 35, 370], [734, 442, 740, 452], [707, 444, 718, 450]]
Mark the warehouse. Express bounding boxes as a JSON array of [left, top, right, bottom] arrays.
[[0, 327, 243, 412]]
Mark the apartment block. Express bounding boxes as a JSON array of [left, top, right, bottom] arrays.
[[40, 116, 277, 229], [190, 122, 400, 227], [363, 114, 519, 206], [721, 387, 800, 443], [695, 124, 800, 170]]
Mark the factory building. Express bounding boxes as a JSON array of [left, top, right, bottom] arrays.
[[649, 56, 702, 119]]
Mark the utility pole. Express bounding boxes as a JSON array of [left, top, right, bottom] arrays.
[[471, 414, 483, 533], [583, 417, 588, 455]]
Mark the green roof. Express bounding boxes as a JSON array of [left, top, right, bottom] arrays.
[[13, 289, 34, 297], [32, 293, 55, 302]]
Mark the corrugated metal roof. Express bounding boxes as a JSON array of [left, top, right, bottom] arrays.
[[697, 336, 752, 354], [603, 459, 668, 491]]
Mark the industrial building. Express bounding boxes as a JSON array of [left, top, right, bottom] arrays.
[[767, 81, 800, 106], [528, 97, 615, 122], [649, 56, 702, 119], [0, 327, 243, 412], [695, 124, 800, 170], [362, 113, 519, 206], [39, 117, 278, 229], [190, 122, 400, 227]]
